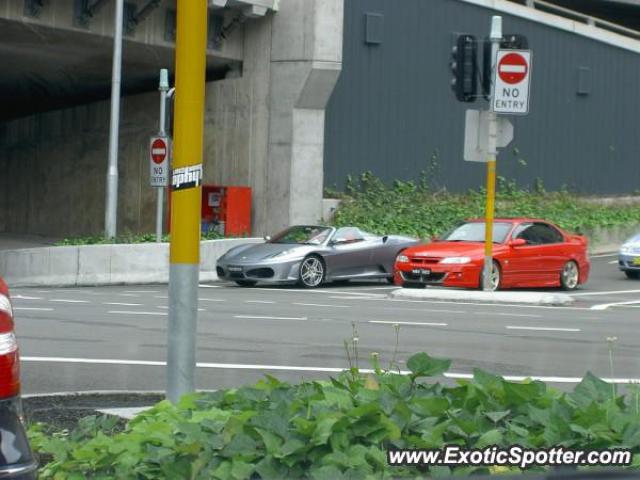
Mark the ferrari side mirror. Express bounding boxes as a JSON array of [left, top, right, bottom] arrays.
[[264, 235, 271, 242], [511, 238, 527, 247], [382, 236, 389, 243]]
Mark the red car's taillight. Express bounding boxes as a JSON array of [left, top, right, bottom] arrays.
[[0, 293, 20, 399]]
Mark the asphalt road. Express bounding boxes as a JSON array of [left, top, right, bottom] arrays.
[[10, 254, 640, 395]]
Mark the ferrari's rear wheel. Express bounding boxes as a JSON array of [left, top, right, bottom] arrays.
[[299, 255, 325, 288], [479, 261, 501, 291], [560, 261, 579, 290], [624, 271, 640, 280], [235, 280, 257, 287]]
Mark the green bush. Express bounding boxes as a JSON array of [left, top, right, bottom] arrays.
[[55, 231, 227, 246], [30, 352, 640, 479], [332, 172, 640, 240]]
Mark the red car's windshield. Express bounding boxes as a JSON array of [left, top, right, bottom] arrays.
[[440, 222, 514, 243]]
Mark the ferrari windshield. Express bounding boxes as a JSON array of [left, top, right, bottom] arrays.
[[269, 225, 333, 245], [440, 222, 513, 243]]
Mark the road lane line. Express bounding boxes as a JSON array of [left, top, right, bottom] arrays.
[[14, 307, 54, 312], [234, 315, 307, 321], [608, 260, 619, 264], [12, 295, 42, 300], [569, 289, 640, 297], [292, 303, 349, 308], [591, 300, 640, 311], [103, 302, 143, 307], [506, 325, 581, 332], [157, 306, 206, 312], [154, 295, 169, 299], [19, 356, 640, 384], [369, 320, 448, 327], [118, 294, 140, 297], [51, 299, 90, 304], [477, 312, 542, 318], [199, 284, 222, 288], [124, 290, 159, 294], [108, 311, 167, 316], [245, 300, 276, 304], [200, 298, 226, 302], [591, 253, 618, 258]]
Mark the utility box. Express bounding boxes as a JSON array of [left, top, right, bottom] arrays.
[[201, 185, 251, 236]]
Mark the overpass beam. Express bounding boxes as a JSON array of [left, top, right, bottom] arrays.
[[126, 0, 162, 34]]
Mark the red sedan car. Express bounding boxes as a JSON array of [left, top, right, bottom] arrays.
[[394, 218, 590, 291]]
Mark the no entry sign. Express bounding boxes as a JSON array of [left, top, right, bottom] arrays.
[[149, 136, 170, 187], [493, 49, 532, 115]]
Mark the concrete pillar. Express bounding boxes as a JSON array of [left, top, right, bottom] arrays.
[[266, 0, 343, 232]]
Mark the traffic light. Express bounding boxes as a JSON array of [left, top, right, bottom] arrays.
[[450, 34, 478, 103], [482, 34, 528, 99]]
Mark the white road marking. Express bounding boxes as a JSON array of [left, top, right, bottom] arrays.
[[569, 289, 640, 297], [608, 260, 619, 264], [12, 295, 42, 300], [477, 312, 542, 318], [103, 302, 143, 307], [124, 290, 159, 294], [20, 355, 640, 384], [199, 284, 222, 288], [292, 303, 349, 308], [157, 306, 206, 312], [108, 311, 167, 316], [200, 298, 226, 303], [506, 325, 581, 332], [51, 299, 90, 304], [245, 300, 276, 304], [119, 294, 140, 297], [591, 253, 618, 258], [591, 300, 640, 311], [14, 307, 54, 312], [234, 315, 307, 321], [369, 320, 448, 327], [154, 295, 168, 299]]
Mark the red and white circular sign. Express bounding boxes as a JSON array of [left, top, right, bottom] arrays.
[[498, 53, 528, 85], [151, 138, 167, 164]]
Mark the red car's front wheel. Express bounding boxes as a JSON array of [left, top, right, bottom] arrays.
[[479, 261, 501, 291], [560, 261, 580, 290]]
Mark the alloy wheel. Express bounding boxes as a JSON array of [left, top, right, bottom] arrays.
[[300, 257, 324, 288], [561, 261, 579, 290]]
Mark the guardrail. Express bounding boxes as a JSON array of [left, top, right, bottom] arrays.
[[515, 0, 640, 40]]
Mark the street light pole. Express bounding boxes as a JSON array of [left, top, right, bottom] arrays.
[[166, 0, 207, 403], [482, 16, 502, 291], [105, 0, 124, 239]]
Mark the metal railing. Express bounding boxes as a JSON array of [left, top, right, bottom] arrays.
[[512, 0, 640, 40]]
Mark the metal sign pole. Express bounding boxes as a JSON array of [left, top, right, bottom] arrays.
[[482, 16, 502, 291], [167, 0, 206, 403], [157, 69, 169, 243], [105, 0, 124, 239]]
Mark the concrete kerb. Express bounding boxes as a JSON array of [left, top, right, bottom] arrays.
[[390, 288, 575, 306], [0, 238, 264, 287]]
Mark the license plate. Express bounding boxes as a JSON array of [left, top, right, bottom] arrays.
[[412, 269, 431, 275], [228, 266, 243, 272], [633, 258, 640, 266]]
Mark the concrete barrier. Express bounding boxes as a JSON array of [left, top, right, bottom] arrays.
[[0, 238, 263, 287]]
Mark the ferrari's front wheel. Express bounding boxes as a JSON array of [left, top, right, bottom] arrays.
[[299, 255, 325, 288], [560, 261, 580, 290]]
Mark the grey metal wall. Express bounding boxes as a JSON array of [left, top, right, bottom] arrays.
[[324, 0, 640, 194]]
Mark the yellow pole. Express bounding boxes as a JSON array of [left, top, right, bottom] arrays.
[[167, 0, 207, 402], [483, 158, 496, 290]]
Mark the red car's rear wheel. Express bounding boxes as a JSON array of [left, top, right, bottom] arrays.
[[560, 261, 580, 290]]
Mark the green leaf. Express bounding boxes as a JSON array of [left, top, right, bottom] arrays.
[[311, 416, 340, 446], [256, 428, 283, 454], [406, 353, 451, 378], [231, 459, 255, 480], [571, 372, 615, 407], [476, 429, 503, 448], [410, 397, 449, 417], [485, 410, 510, 423]]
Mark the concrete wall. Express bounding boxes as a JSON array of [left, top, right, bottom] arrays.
[[0, 0, 344, 238]]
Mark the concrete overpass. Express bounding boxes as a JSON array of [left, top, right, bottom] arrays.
[[0, 0, 343, 237]]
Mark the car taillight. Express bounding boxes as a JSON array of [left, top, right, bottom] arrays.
[[0, 293, 20, 398]]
